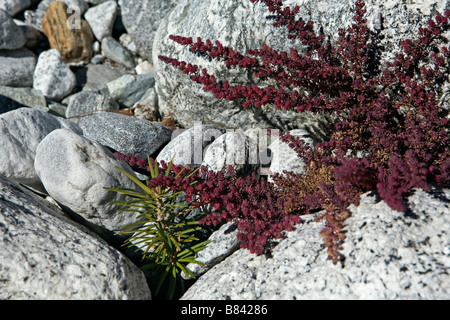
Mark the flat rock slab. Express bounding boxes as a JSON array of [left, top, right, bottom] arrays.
[[72, 111, 173, 159]]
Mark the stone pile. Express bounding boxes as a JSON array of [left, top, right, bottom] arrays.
[[0, 0, 449, 300]]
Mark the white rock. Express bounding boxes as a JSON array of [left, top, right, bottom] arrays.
[[182, 189, 450, 300], [202, 131, 260, 176], [0, 174, 151, 300], [34, 128, 143, 236], [84, 0, 118, 41], [156, 124, 226, 166], [0, 108, 82, 192], [0, 9, 26, 49], [33, 49, 76, 101]]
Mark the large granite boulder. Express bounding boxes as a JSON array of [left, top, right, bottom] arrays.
[[182, 188, 450, 299], [0, 173, 151, 300]]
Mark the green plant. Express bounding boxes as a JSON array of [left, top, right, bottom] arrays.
[[105, 158, 209, 300]]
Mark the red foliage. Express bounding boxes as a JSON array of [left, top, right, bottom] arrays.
[[155, 0, 450, 263]]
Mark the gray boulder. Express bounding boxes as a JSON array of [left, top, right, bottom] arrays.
[[33, 49, 76, 101], [118, 0, 178, 60], [0, 173, 151, 300], [182, 188, 450, 300], [77, 63, 130, 93], [0, 47, 36, 87], [153, 0, 450, 131], [34, 128, 143, 237], [0, 0, 35, 17], [70, 111, 172, 160], [0, 9, 26, 49], [156, 124, 226, 166], [0, 108, 82, 191]]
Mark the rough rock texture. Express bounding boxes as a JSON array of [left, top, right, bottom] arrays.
[[156, 124, 226, 166], [118, 0, 178, 60], [101, 36, 135, 69], [84, 0, 118, 41], [0, 174, 151, 300], [71, 112, 173, 159], [106, 73, 155, 108], [64, 90, 119, 119], [0, 48, 36, 87], [34, 128, 142, 237], [0, 108, 82, 191], [182, 189, 450, 300], [0, 9, 26, 49], [268, 128, 315, 179], [153, 0, 450, 131], [0, 86, 48, 113], [0, 0, 34, 17], [33, 49, 76, 101], [41, 1, 94, 63], [202, 131, 260, 176]]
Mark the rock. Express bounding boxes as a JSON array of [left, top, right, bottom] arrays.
[[202, 131, 260, 176], [0, 48, 36, 87], [64, 90, 119, 118], [0, 108, 82, 191], [118, 0, 178, 60], [101, 36, 136, 69], [41, 1, 94, 63], [0, 174, 151, 300], [84, 0, 118, 41], [156, 124, 226, 166], [13, 19, 45, 48], [76, 63, 130, 92], [0, 9, 26, 49], [71, 111, 173, 159], [182, 188, 450, 300], [0, 0, 34, 16], [106, 73, 155, 108], [24, 0, 89, 31], [135, 60, 153, 75], [34, 128, 143, 238], [0, 85, 48, 113], [268, 129, 315, 179], [33, 49, 77, 101], [153, 0, 450, 131], [183, 222, 241, 279]]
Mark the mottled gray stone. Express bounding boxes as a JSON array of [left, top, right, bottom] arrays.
[[71, 111, 172, 159], [0, 9, 26, 49], [156, 124, 226, 166], [0, 0, 34, 16], [0, 173, 151, 300], [153, 0, 450, 131], [118, 0, 178, 60], [0, 85, 48, 113], [84, 0, 118, 41], [182, 189, 450, 300], [33, 49, 76, 101], [0, 108, 82, 192], [64, 90, 119, 119], [77, 63, 130, 93], [34, 128, 143, 236], [106, 73, 155, 108], [101, 36, 135, 69], [0, 48, 36, 87]]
